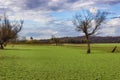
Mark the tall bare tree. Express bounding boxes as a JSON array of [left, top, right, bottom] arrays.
[[0, 14, 23, 49], [73, 10, 107, 54]]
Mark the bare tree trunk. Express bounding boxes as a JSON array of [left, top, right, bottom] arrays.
[[87, 41, 91, 54], [86, 36, 91, 54], [0, 43, 4, 49]]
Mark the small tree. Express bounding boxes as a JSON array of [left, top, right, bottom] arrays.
[[51, 35, 60, 46], [73, 10, 107, 54], [0, 15, 23, 49], [30, 37, 33, 41]]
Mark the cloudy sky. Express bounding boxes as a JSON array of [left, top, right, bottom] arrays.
[[0, 0, 120, 39]]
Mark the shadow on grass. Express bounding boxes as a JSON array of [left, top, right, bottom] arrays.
[[4, 48, 34, 51], [66, 45, 120, 53], [0, 55, 20, 60]]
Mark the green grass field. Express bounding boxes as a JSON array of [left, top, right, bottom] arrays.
[[0, 44, 120, 80]]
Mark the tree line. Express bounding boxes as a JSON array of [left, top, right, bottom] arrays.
[[14, 36, 120, 44]]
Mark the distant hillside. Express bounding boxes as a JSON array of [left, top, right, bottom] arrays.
[[89, 36, 120, 43], [44, 36, 120, 43]]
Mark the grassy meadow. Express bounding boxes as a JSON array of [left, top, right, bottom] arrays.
[[0, 44, 120, 80]]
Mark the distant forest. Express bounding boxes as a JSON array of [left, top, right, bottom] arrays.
[[54, 36, 120, 43], [14, 36, 120, 44]]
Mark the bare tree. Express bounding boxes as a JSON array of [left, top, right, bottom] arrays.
[[30, 37, 33, 41], [73, 10, 107, 54], [0, 14, 23, 49], [51, 35, 60, 46]]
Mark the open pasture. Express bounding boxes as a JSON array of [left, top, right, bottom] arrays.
[[0, 44, 120, 80]]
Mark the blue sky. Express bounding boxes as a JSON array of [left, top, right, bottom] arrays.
[[0, 0, 120, 39]]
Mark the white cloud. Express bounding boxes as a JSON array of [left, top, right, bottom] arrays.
[[98, 18, 120, 36], [107, 18, 120, 27], [89, 7, 98, 14], [71, 1, 95, 10], [100, 27, 116, 36], [41, 29, 58, 35]]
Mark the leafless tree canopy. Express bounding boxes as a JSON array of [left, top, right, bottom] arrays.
[[0, 15, 23, 49], [51, 35, 60, 46], [73, 10, 107, 53], [73, 10, 107, 36]]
